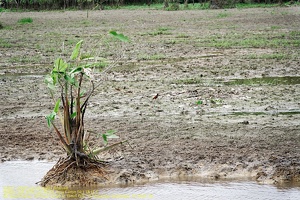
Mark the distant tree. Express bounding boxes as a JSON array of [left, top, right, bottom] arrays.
[[164, 0, 169, 8]]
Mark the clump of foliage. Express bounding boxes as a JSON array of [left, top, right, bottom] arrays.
[[18, 17, 33, 24], [44, 32, 128, 171]]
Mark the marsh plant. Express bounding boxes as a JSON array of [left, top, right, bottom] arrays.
[[41, 32, 128, 186]]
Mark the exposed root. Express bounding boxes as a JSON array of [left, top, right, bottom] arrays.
[[38, 157, 108, 187]]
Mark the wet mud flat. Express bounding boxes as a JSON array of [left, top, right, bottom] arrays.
[[0, 7, 300, 185], [0, 161, 300, 200]]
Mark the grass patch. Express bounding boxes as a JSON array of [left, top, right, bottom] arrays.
[[18, 17, 33, 24], [247, 53, 289, 60], [236, 3, 279, 9], [270, 26, 281, 30], [217, 12, 231, 18], [112, 63, 139, 72], [195, 32, 300, 48], [176, 33, 189, 38], [290, 31, 300, 38], [0, 39, 12, 48], [9, 55, 42, 63], [143, 27, 172, 36], [175, 78, 204, 85]]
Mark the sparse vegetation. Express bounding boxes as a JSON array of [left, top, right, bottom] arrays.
[[18, 17, 33, 24], [138, 53, 166, 60], [217, 12, 230, 18], [0, 39, 12, 48], [247, 53, 289, 60], [143, 27, 172, 36]]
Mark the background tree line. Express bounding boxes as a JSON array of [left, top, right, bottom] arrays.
[[0, 0, 296, 10]]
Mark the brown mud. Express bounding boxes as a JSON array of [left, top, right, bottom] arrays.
[[0, 7, 300, 186]]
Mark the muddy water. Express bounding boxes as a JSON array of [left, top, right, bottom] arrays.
[[0, 161, 300, 200]]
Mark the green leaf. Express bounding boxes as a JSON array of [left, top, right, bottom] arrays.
[[106, 130, 118, 137], [53, 58, 68, 73], [101, 130, 119, 145], [70, 67, 83, 74], [46, 115, 52, 127], [81, 56, 94, 61], [54, 99, 61, 113], [44, 74, 53, 84], [46, 112, 56, 128], [70, 112, 77, 119], [196, 100, 203, 105], [79, 89, 87, 97], [64, 74, 75, 86], [106, 134, 119, 139], [106, 130, 116, 135], [45, 74, 56, 90], [109, 31, 129, 42], [71, 40, 83, 60], [102, 134, 108, 146]]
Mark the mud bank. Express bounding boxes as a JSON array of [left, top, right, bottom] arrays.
[[0, 7, 300, 185]]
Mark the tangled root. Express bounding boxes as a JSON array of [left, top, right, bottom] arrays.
[[39, 157, 108, 187]]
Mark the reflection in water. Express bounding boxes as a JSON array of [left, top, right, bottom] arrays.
[[0, 161, 299, 200]]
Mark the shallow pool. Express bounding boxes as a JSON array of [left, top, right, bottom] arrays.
[[0, 161, 299, 200]]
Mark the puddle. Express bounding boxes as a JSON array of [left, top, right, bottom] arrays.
[[1, 161, 300, 200], [225, 76, 300, 86]]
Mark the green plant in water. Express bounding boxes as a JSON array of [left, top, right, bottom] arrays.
[[44, 32, 128, 168], [18, 17, 33, 24]]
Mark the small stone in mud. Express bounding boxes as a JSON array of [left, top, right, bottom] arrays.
[[239, 120, 249, 125], [25, 156, 34, 161], [211, 173, 220, 180]]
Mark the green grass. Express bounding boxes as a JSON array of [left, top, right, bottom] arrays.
[[247, 53, 289, 60], [142, 27, 172, 36], [176, 33, 189, 38], [18, 17, 33, 24], [236, 3, 280, 9], [0, 39, 12, 48], [194, 31, 300, 49], [270, 26, 281, 30], [217, 12, 231, 18], [9, 55, 42, 63], [290, 30, 300, 38]]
